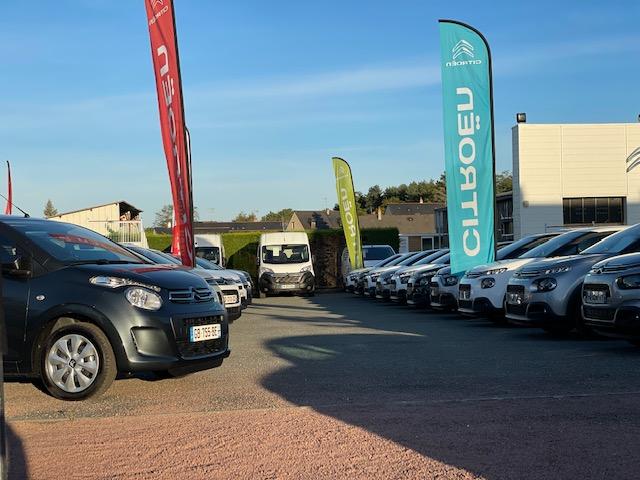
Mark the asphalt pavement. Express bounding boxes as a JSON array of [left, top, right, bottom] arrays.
[[5, 292, 640, 479]]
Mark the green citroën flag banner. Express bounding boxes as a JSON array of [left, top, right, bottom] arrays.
[[332, 157, 364, 269], [439, 20, 496, 275]]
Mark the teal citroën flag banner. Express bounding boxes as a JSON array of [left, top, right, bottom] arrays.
[[332, 157, 364, 269], [439, 20, 496, 274]]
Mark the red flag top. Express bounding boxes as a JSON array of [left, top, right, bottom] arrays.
[[145, 0, 195, 266]]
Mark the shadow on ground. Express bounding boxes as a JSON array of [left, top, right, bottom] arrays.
[[260, 293, 640, 479]]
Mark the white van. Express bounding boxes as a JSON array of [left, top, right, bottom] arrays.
[[195, 234, 226, 267], [257, 232, 315, 297]]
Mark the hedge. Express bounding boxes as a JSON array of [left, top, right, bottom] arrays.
[[144, 227, 399, 286]]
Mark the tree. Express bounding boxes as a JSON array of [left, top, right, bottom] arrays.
[[495, 171, 513, 194], [261, 208, 293, 222], [154, 205, 199, 227], [154, 205, 173, 228], [233, 211, 257, 222], [365, 185, 383, 213], [43, 199, 58, 218]]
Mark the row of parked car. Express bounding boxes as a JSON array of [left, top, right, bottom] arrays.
[[0, 216, 264, 401], [345, 224, 640, 344]]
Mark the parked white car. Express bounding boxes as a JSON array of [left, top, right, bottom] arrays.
[[389, 250, 450, 303], [458, 227, 623, 318]]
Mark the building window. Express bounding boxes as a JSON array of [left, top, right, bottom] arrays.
[[562, 197, 625, 225]]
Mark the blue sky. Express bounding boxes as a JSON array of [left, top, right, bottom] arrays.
[[1, 1, 639, 222]]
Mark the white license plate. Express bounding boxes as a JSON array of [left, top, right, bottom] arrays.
[[585, 290, 607, 304], [223, 294, 238, 304], [189, 324, 221, 342], [279, 284, 296, 289], [507, 292, 524, 305]]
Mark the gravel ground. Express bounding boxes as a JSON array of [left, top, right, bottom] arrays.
[[5, 293, 640, 479]]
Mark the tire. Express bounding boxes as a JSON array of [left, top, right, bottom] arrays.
[[40, 320, 117, 401]]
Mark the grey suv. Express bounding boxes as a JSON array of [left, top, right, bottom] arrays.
[[582, 252, 640, 343], [505, 224, 640, 334]]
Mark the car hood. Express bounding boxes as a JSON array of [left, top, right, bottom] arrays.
[[72, 263, 210, 290], [591, 252, 640, 271], [208, 269, 242, 282], [468, 257, 537, 274], [519, 254, 607, 274], [399, 263, 447, 276], [368, 265, 401, 276]]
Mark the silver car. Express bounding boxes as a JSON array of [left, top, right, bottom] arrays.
[[582, 252, 640, 343], [505, 224, 640, 334]]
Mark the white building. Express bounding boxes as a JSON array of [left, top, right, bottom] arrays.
[[512, 121, 640, 239], [49, 200, 148, 247]]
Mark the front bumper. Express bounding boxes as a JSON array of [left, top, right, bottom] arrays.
[[259, 272, 315, 295], [582, 278, 640, 338], [429, 282, 457, 310], [389, 280, 409, 303], [406, 282, 429, 307], [118, 303, 231, 373]]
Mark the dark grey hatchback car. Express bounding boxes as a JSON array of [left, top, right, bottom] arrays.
[[0, 216, 229, 400]]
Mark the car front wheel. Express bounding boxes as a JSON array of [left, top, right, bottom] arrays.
[[41, 321, 117, 401]]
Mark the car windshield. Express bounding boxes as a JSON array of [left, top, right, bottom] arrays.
[[397, 251, 429, 266], [363, 246, 395, 261], [262, 244, 309, 264], [496, 234, 555, 260], [520, 231, 586, 258], [126, 246, 177, 265], [195, 246, 220, 265], [373, 254, 402, 267], [11, 221, 145, 264], [413, 250, 449, 266], [582, 227, 640, 255], [195, 257, 223, 270]]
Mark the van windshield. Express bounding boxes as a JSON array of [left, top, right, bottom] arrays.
[[196, 247, 221, 265], [262, 244, 309, 264], [12, 221, 144, 264]]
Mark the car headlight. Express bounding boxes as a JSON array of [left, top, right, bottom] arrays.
[[485, 267, 508, 275], [399, 274, 411, 284], [481, 278, 495, 289], [125, 287, 162, 310], [444, 275, 459, 286], [261, 268, 274, 276], [90, 276, 161, 292], [617, 275, 640, 290], [533, 277, 557, 292], [300, 266, 312, 273], [542, 265, 571, 275]]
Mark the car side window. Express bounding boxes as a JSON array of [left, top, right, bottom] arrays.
[[576, 233, 609, 253]]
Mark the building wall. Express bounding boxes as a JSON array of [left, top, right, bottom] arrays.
[[513, 123, 640, 239], [50, 203, 121, 235]]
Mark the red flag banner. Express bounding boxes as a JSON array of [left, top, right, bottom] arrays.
[[5, 161, 12, 215], [145, 0, 195, 266]]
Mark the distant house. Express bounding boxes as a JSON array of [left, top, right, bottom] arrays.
[[384, 202, 442, 216], [286, 210, 341, 231], [360, 207, 443, 252], [49, 200, 148, 246]]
